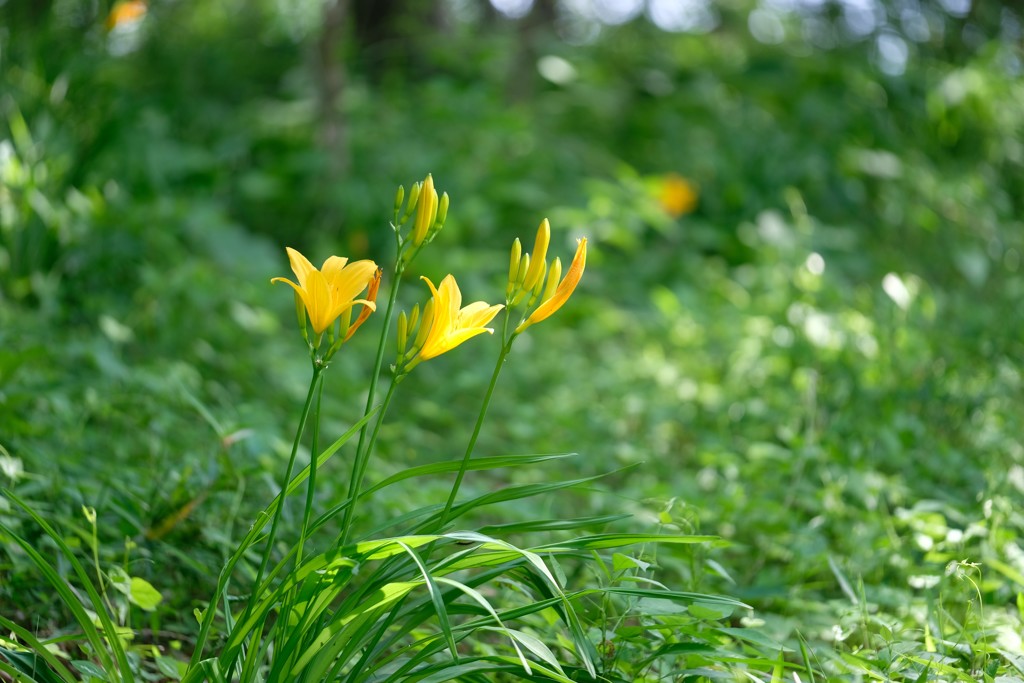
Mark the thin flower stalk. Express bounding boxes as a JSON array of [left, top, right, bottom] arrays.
[[343, 174, 449, 545], [237, 365, 324, 649], [343, 272, 501, 544], [435, 309, 512, 532]]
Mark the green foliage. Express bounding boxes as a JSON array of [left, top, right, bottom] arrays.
[[3, 0, 1024, 681]]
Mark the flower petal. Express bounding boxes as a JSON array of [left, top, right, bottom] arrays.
[[517, 237, 586, 332], [420, 327, 494, 359], [344, 268, 382, 341], [304, 269, 334, 333], [459, 302, 504, 329], [325, 260, 379, 322], [320, 255, 350, 277], [285, 247, 317, 289]]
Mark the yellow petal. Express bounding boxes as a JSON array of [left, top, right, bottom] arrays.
[[320, 255, 350, 277], [419, 276, 453, 360], [517, 237, 586, 333], [304, 269, 334, 334], [325, 260, 379, 322], [271, 276, 316, 326], [285, 247, 317, 289], [415, 275, 501, 362], [459, 302, 504, 329], [425, 327, 494, 358]]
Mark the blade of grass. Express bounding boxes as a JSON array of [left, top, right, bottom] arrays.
[[0, 648, 67, 683], [2, 493, 132, 681], [477, 514, 630, 534], [0, 617, 77, 683]]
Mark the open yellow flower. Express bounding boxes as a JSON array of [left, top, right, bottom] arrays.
[[271, 247, 379, 335], [415, 275, 503, 362], [516, 237, 586, 333]]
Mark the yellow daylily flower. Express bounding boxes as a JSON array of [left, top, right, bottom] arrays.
[[516, 237, 587, 333], [414, 275, 503, 362], [271, 247, 379, 335]]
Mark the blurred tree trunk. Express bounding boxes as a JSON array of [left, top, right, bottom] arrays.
[[351, 0, 441, 76], [316, 0, 350, 177], [506, 0, 557, 103]]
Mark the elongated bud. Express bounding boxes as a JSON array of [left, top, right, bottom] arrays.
[[541, 257, 562, 303], [412, 299, 434, 351], [531, 258, 549, 297], [408, 303, 420, 333], [525, 258, 549, 308], [337, 306, 352, 341], [511, 253, 531, 306], [397, 311, 409, 354], [522, 219, 550, 292], [506, 238, 522, 298], [402, 182, 422, 223], [412, 174, 438, 246], [516, 253, 530, 287], [434, 192, 449, 230], [508, 238, 522, 284], [294, 291, 309, 343], [394, 185, 405, 217]]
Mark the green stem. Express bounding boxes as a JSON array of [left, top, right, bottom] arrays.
[[340, 378, 400, 544], [242, 366, 323, 631], [346, 257, 402, 527], [295, 376, 325, 567], [435, 313, 512, 531]]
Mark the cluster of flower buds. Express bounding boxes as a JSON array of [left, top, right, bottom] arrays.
[[506, 219, 587, 334], [395, 300, 431, 372], [393, 174, 450, 259]]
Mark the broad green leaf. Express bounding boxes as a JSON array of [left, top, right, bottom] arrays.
[[128, 577, 163, 611]]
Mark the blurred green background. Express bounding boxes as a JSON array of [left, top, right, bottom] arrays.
[[3, 0, 1024, 678]]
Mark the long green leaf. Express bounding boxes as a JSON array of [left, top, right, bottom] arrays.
[[477, 514, 630, 534], [2, 492, 132, 681], [295, 582, 420, 679], [434, 579, 533, 675], [0, 648, 66, 683], [437, 531, 596, 678], [532, 532, 722, 551], [398, 543, 459, 665], [0, 617, 77, 683], [187, 409, 375, 671], [309, 454, 573, 536], [418, 467, 640, 532], [0, 658, 36, 683]]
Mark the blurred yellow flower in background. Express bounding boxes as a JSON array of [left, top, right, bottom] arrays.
[[272, 247, 379, 335], [106, 0, 147, 31], [657, 173, 698, 217]]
